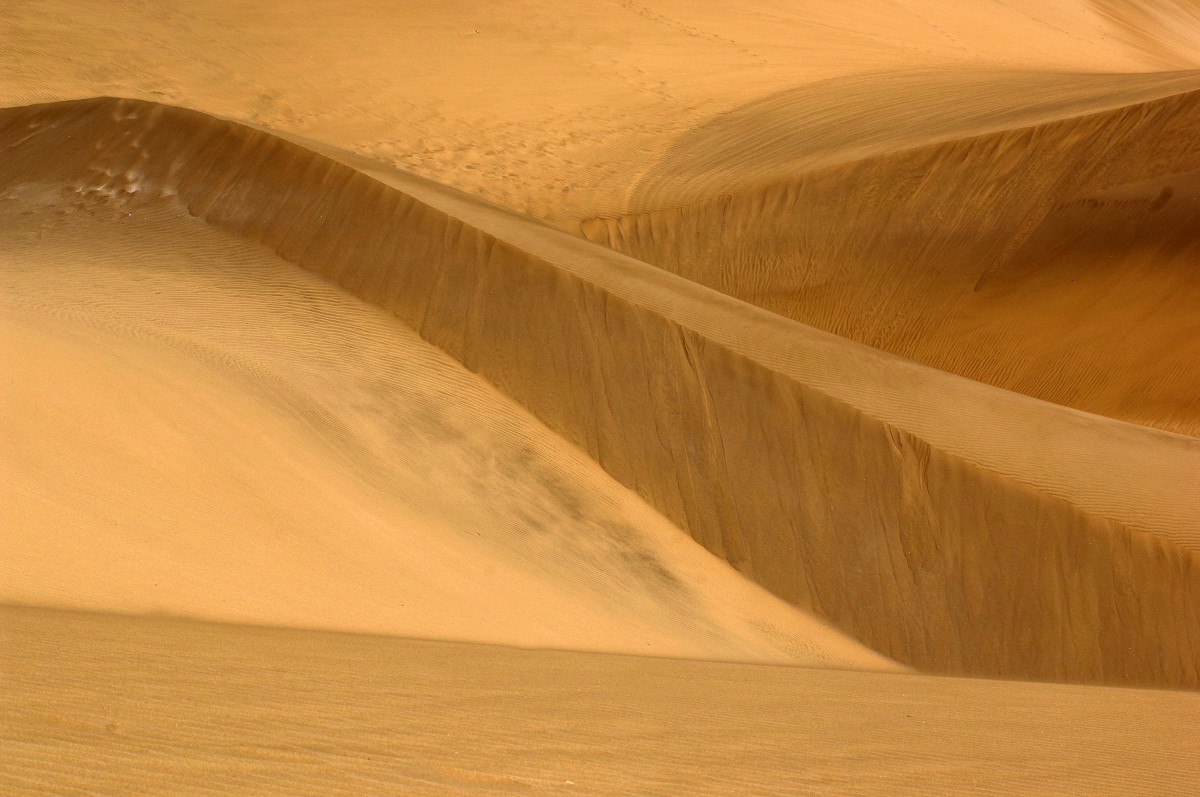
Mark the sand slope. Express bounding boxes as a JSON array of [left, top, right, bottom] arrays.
[[3, 2, 1200, 792], [4, 606, 1199, 796], [4, 97, 1196, 687], [583, 84, 1200, 434], [0, 165, 894, 668], [619, 69, 1200, 215]]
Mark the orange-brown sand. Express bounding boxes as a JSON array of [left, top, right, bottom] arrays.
[[6, 606, 1200, 796], [0, 194, 896, 669], [3, 1, 1199, 793]]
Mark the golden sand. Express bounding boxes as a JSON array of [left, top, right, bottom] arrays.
[[3, 1, 1198, 792]]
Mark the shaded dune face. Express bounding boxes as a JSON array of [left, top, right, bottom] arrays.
[[4, 97, 1197, 687], [622, 69, 1200, 214], [0, 127, 892, 667], [582, 84, 1200, 435]]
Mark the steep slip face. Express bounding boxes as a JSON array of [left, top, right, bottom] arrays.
[[4, 98, 1198, 687], [0, 128, 884, 667], [623, 69, 1200, 215], [582, 87, 1200, 435]]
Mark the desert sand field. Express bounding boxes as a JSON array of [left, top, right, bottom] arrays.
[[3, 1, 1199, 793]]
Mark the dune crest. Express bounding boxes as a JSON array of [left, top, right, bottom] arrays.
[[621, 69, 1200, 215], [6, 4, 1200, 793], [583, 85, 1200, 435], [5, 0, 1194, 226], [2, 151, 890, 670], [4, 97, 1196, 687]]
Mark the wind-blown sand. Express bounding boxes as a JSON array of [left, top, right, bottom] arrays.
[[3, 0, 1199, 792]]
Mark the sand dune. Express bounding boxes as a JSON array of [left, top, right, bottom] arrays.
[[5, 606, 1200, 796], [5, 1, 1199, 224], [584, 85, 1200, 434], [621, 69, 1200, 214], [3, 1, 1199, 792], [0, 157, 892, 669], [4, 97, 1195, 688]]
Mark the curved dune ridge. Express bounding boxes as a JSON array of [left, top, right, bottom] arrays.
[[0, 128, 893, 669], [4, 97, 1197, 689], [6, 0, 1200, 227], [583, 83, 1200, 435], [5, 3, 1200, 792], [623, 68, 1200, 214]]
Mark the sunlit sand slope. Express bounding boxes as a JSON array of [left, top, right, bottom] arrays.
[[1090, 0, 1200, 66], [4, 607, 1199, 796], [5, 98, 1195, 687], [583, 86, 1200, 434], [0, 172, 892, 668]]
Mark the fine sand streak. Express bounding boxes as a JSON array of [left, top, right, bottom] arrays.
[[3, 97, 1197, 687]]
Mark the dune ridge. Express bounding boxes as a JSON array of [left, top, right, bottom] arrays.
[[8, 1, 1199, 227], [1, 199, 890, 667], [620, 69, 1200, 215], [3, 97, 1198, 687], [581, 84, 1200, 435]]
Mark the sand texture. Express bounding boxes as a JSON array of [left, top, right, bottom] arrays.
[[3, 0, 1199, 793], [5, 97, 1195, 687], [582, 83, 1200, 434], [5, 606, 1200, 797], [0, 183, 890, 669]]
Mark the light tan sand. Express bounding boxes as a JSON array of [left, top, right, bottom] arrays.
[[2, 0, 1199, 792], [0, 187, 894, 670], [4, 606, 1199, 796]]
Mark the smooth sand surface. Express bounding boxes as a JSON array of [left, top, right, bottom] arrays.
[[3, 0, 1199, 792], [4, 606, 1199, 796]]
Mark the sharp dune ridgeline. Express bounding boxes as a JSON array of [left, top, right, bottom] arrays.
[[2, 102, 893, 670], [582, 80, 1200, 435], [4, 97, 1196, 688]]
